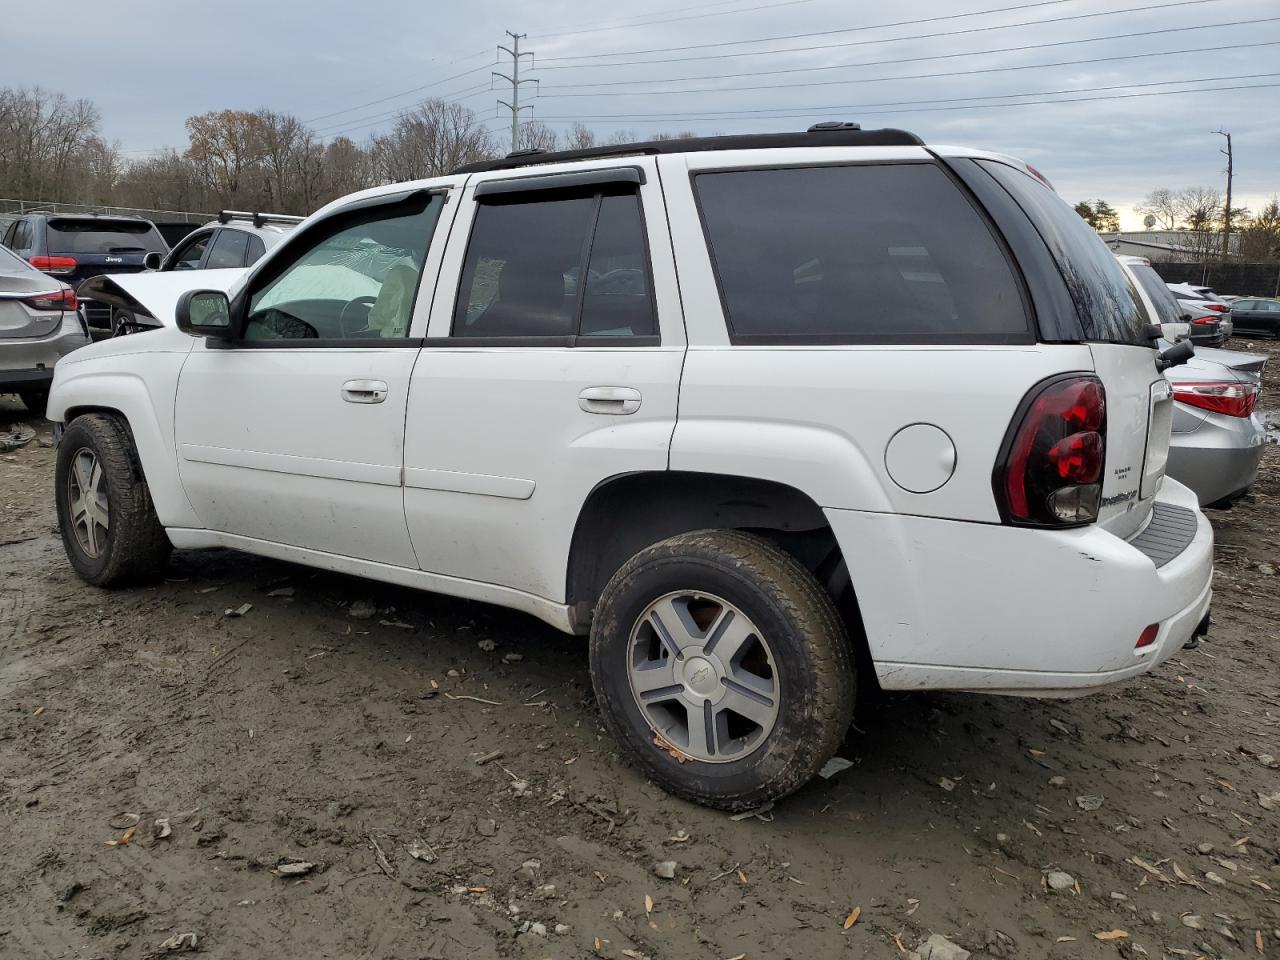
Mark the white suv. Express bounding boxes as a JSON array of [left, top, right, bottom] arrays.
[[47, 127, 1214, 810]]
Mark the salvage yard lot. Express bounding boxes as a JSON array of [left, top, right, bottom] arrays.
[[1, 343, 1278, 960]]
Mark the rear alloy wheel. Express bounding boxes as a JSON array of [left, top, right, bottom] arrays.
[[590, 529, 855, 811], [55, 414, 171, 586]]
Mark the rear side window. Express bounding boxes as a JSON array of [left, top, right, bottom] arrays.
[[246, 234, 266, 265], [46, 218, 168, 255], [453, 185, 657, 340], [977, 162, 1149, 344], [694, 163, 1029, 342], [1128, 262, 1184, 325]]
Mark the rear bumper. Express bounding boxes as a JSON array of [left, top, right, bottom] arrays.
[[827, 478, 1214, 697], [0, 318, 90, 391], [1168, 411, 1266, 506]]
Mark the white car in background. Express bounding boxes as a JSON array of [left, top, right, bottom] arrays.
[[1168, 281, 1233, 345], [45, 127, 1214, 810]]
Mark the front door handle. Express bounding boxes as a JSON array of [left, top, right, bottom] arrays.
[[341, 379, 388, 404], [578, 386, 642, 415]]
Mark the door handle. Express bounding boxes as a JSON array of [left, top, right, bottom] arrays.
[[341, 379, 388, 404], [578, 386, 642, 415]]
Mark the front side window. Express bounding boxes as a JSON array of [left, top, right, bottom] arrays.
[[453, 185, 656, 340], [206, 229, 249, 269], [172, 232, 211, 270], [695, 163, 1029, 342], [245, 193, 444, 342]]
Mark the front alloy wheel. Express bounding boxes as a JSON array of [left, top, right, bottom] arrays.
[[66, 447, 110, 558]]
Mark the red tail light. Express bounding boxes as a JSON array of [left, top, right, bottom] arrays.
[[1190, 316, 1218, 325], [1135, 624, 1159, 649], [23, 288, 78, 312], [994, 374, 1106, 527], [1171, 380, 1257, 418], [1202, 303, 1228, 313], [28, 255, 77, 275]]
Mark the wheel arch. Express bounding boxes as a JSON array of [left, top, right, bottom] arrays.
[[566, 470, 872, 677], [54, 369, 201, 529]]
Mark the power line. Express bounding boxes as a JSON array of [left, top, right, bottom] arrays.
[[538, 81, 1280, 124], [312, 84, 493, 138], [534, 16, 1279, 89], [533, 0, 1229, 71], [531, 0, 783, 37], [533, 36, 1280, 97], [527, 0, 814, 40], [532, 72, 1280, 122], [302, 63, 493, 125], [534, 0, 1084, 62]]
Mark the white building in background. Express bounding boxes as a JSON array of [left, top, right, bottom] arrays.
[[1098, 230, 1241, 261]]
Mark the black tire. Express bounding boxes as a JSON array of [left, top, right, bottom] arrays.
[[589, 529, 855, 811], [18, 388, 48, 419], [55, 413, 171, 586]]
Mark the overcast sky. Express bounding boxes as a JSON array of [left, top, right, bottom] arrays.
[[3, 0, 1277, 227]]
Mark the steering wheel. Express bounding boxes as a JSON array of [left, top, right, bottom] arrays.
[[338, 296, 377, 337]]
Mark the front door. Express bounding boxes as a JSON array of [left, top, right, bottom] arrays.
[[174, 188, 454, 566], [403, 159, 686, 601]]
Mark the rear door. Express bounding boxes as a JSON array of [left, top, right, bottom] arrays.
[[403, 158, 685, 601]]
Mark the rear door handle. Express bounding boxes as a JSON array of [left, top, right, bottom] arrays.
[[578, 386, 642, 415], [341, 379, 388, 404]]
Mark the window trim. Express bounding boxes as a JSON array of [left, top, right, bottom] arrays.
[[475, 165, 645, 198], [690, 159, 1036, 347], [228, 189, 448, 346], [449, 181, 661, 345]]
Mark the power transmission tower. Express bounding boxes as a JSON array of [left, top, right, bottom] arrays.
[[494, 31, 537, 154], [1215, 128, 1233, 260]]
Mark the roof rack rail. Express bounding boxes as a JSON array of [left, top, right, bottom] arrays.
[[452, 125, 922, 174], [217, 210, 306, 228]]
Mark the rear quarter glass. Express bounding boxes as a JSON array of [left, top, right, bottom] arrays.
[[692, 161, 1032, 343], [975, 161, 1151, 345]]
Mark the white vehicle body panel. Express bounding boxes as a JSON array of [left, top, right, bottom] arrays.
[[46, 137, 1215, 695], [91, 268, 246, 327]]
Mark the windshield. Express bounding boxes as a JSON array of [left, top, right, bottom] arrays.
[[47, 218, 168, 255], [1128, 262, 1185, 324], [978, 162, 1150, 345]]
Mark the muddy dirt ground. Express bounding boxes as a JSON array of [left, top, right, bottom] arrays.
[[2, 343, 1279, 960]]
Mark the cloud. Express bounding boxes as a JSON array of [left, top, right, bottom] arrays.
[[2, 0, 1276, 225]]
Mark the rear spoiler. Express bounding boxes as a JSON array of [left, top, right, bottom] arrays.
[[217, 210, 305, 228]]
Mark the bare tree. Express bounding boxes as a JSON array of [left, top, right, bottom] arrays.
[[519, 120, 559, 152], [0, 87, 104, 201], [565, 123, 596, 150], [185, 110, 265, 207], [256, 109, 306, 211], [1136, 188, 1178, 229], [371, 99, 496, 182]]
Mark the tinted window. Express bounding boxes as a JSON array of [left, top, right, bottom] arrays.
[[10, 220, 32, 249], [1127, 261, 1185, 324], [579, 193, 656, 337], [246, 193, 443, 342], [206, 229, 249, 268], [978, 162, 1149, 344], [246, 234, 266, 265], [453, 187, 657, 340], [454, 194, 596, 338], [46, 218, 167, 254], [695, 164, 1028, 341], [172, 233, 211, 270]]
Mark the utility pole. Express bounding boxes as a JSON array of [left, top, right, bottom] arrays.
[[494, 31, 536, 154], [1216, 128, 1233, 260]]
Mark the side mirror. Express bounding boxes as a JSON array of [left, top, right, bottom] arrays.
[[143, 252, 163, 271], [175, 289, 234, 339], [1156, 339, 1195, 372]]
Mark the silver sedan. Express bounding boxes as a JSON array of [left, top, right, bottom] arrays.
[[1165, 342, 1267, 507], [0, 243, 90, 418]]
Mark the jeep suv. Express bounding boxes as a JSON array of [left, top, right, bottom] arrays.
[[1, 213, 169, 334], [46, 127, 1214, 810]]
